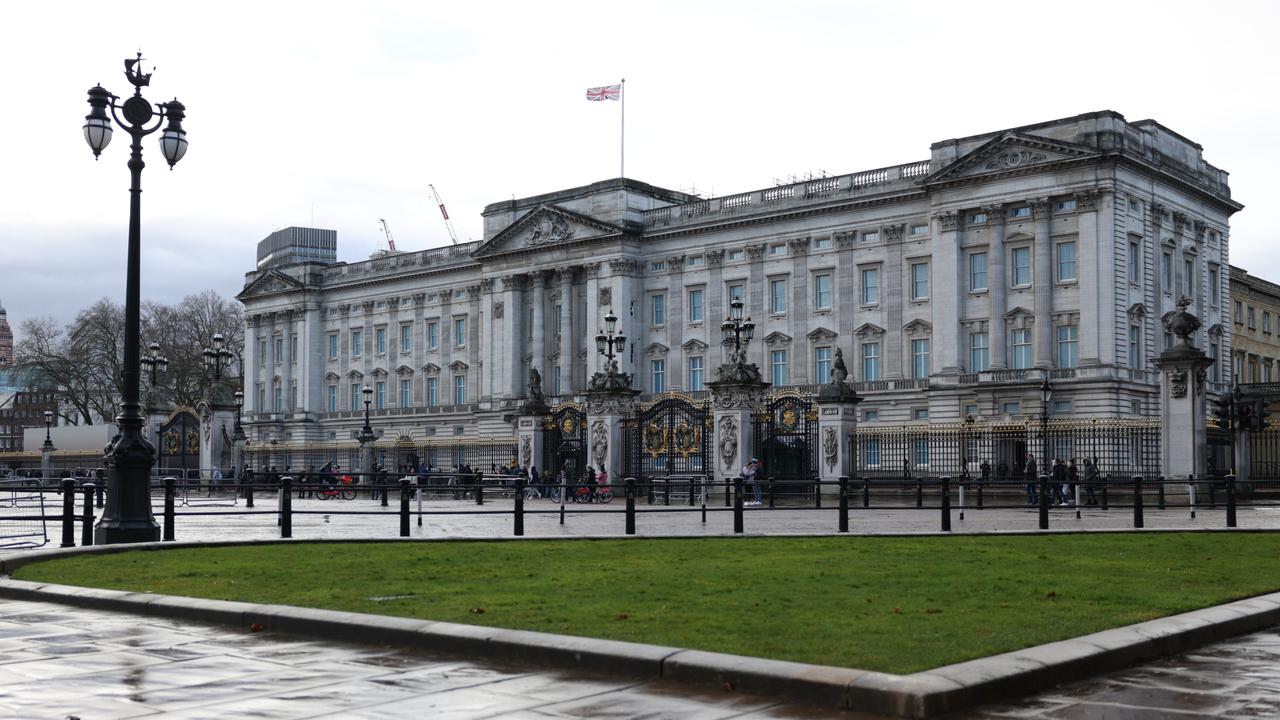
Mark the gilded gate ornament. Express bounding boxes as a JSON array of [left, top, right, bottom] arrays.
[[643, 422, 668, 457], [673, 422, 700, 458]]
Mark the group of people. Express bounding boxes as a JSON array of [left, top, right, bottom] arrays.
[[498, 463, 609, 501], [1014, 454, 1103, 506]]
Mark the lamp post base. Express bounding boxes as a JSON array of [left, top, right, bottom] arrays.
[[95, 424, 161, 544]]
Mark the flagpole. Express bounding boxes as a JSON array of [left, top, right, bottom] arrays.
[[620, 77, 626, 179]]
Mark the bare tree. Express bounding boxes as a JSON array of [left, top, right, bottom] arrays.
[[15, 291, 244, 423]]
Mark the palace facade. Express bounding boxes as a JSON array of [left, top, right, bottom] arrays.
[[237, 110, 1242, 447]]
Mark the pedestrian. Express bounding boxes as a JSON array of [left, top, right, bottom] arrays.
[[1051, 458, 1068, 506], [528, 465, 541, 498], [1083, 457, 1100, 505], [1024, 453, 1039, 505], [211, 466, 223, 496], [742, 458, 763, 506], [1067, 458, 1079, 506], [979, 460, 991, 488]]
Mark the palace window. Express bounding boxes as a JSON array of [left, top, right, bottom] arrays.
[[1011, 247, 1032, 286], [1129, 240, 1141, 283], [1183, 258, 1194, 297], [651, 294, 665, 326], [688, 356, 704, 391], [400, 379, 412, 407], [350, 383, 360, 410], [912, 339, 930, 379], [1057, 325, 1078, 368], [327, 385, 337, 412], [454, 375, 466, 405], [968, 212, 987, 225], [1129, 325, 1142, 368], [375, 381, 386, 410], [814, 347, 832, 384], [329, 334, 338, 360], [375, 326, 386, 355], [814, 274, 832, 309], [1057, 242, 1077, 282], [770, 350, 788, 386], [861, 268, 880, 305], [651, 359, 666, 393], [688, 288, 704, 323], [862, 230, 880, 243], [274, 337, 284, 364], [454, 318, 467, 347], [1010, 206, 1031, 219], [351, 330, 362, 358], [427, 321, 439, 349], [769, 279, 787, 314], [862, 343, 881, 381], [970, 252, 988, 291], [1011, 328, 1032, 369], [1057, 199, 1077, 212], [401, 323, 412, 353], [970, 333, 989, 372], [911, 262, 929, 300], [1162, 252, 1173, 289], [910, 224, 929, 236], [427, 377, 439, 406]]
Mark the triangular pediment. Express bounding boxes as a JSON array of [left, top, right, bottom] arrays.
[[806, 327, 837, 342], [1004, 306, 1034, 320], [449, 360, 469, 372], [396, 365, 414, 376], [472, 204, 625, 258], [236, 270, 305, 301], [681, 339, 709, 352], [324, 372, 340, 382], [763, 332, 792, 347], [926, 132, 1100, 185], [854, 323, 885, 338], [645, 342, 670, 356], [346, 369, 364, 380], [423, 363, 441, 375], [902, 319, 933, 336]]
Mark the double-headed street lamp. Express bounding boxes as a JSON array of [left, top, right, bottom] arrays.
[[1039, 377, 1054, 465], [141, 342, 169, 387], [360, 385, 375, 441], [203, 333, 235, 383], [595, 310, 627, 369], [720, 299, 756, 359], [83, 53, 188, 544]]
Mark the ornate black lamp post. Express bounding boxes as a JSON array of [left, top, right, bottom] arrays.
[[359, 385, 375, 441], [42, 410, 54, 450], [714, 299, 761, 384], [232, 390, 246, 474], [202, 333, 234, 403], [140, 341, 168, 413], [588, 310, 633, 392], [83, 53, 188, 543]]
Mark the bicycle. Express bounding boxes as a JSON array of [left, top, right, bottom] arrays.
[[316, 475, 357, 501], [572, 484, 614, 504]]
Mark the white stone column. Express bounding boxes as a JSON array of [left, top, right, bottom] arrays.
[[559, 268, 575, 394], [1155, 352, 1212, 479], [1033, 199, 1054, 369], [708, 380, 769, 484], [516, 413, 545, 473], [585, 396, 634, 485], [987, 208, 1008, 369], [531, 272, 547, 382], [1077, 192, 1101, 366], [244, 315, 260, 411], [301, 305, 322, 414], [584, 263, 603, 377], [934, 212, 962, 373], [607, 260, 641, 381]]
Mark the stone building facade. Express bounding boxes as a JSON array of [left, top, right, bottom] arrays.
[[237, 111, 1241, 446], [1229, 265, 1280, 383]]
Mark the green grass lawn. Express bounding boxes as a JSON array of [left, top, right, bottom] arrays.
[[14, 534, 1280, 674]]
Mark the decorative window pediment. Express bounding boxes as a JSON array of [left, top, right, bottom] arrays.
[[346, 370, 364, 380], [324, 372, 340, 382], [395, 365, 414, 376], [806, 327, 837, 342], [645, 342, 670, 357], [1003, 306, 1035, 329], [763, 331, 792, 347], [854, 323, 885, 339], [422, 363, 441, 376], [449, 360, 469, 372], [681, 338, 709, 352], [371, 367, 389, 378], [1004, 231, 1034, 242], [1127, 303, 1148, 320], [1208, 323, 1224, 339], [902, 319, 932, 337]]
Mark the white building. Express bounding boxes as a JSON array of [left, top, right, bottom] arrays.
[[237, 110, 1241, 447]]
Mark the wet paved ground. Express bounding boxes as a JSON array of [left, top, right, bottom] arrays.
[[953, 626, 1280, 719], [2, 597, 1280, 718], [0, 598, 864, 719]]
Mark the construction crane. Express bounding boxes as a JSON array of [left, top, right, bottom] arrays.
[[377, 218, 397, 252], [429, 184, 463, 245]]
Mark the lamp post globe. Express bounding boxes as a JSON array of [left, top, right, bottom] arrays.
[[84, 53, 188, 544]]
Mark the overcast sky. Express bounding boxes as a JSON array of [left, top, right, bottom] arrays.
[[2, 0, 1277, 331]]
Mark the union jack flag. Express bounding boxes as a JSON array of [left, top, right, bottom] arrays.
[[585, 84, 621, 101]]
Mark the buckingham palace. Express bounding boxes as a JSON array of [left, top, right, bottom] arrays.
[[236, 110, 1241, 455]]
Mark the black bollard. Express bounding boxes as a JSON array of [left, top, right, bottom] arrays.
[[941, 476, 951, 532], [60, 478, 76, 548], [838, 476, 849, 533], [663, 478, 670, 506], [1132, 475, 1144, 529], [724, 476, 731, 507], [916, 479, 923, 508], [733, 476, 744, 534], [1039, 474, 1050, 530], [1101, 476, 1109, 510], [513, 478, 524, 537], [1157, 477, 1165, 510], [559, 478, 566, 525], [246, 481, 254, 508], [626, 478, 636, 535], [1226, 474, 1238, 528], [863, 478, 870, 508], [281, 476, 293, 538], [81, 484, 94, 547], [475, 480, 485, 506], [163, 476, 176, 542], [976, 481, 984, 510], [400, 478, 412, 537], [768, 479, 776, 509], [814, 477, 822, 508], [381, 476, 390, 507], [95, 483, 104, 509]]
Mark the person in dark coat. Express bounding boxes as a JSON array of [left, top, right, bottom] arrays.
[[1024, 453, 1039, 505], [1051, 458, 1068, 506]]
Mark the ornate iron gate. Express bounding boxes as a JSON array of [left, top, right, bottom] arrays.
[[751, 392, 815, 480], [158, 409, 201, 475], [543, 403, 587, 480], [624, 394, 710, 481]]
